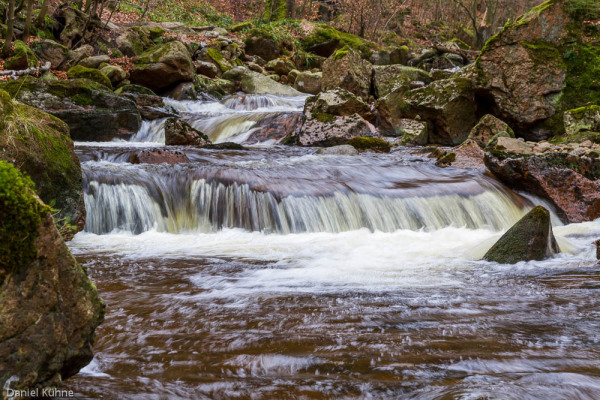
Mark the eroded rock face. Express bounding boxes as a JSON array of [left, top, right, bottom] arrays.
[[131, 41, 195, 92], [0, 162, 104, 392], [287, 89, 379, 147], [378, 78, 477, 145], [165, 118, 211, 146], [474, 0, 600, 140], [485, 151, 600, 223], [0, 90, 85, 230], [0, 77, 141, 142], [483, 206, 560, 264], [322, 48, 373, 100]]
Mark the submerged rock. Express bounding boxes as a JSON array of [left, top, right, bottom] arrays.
[[347, 137, 390, 153], [483, 206, 560, 264], [0, 161, 104, 392], [0, 90, 85, 230]]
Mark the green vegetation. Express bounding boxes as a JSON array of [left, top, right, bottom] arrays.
[[0, 161, 50, 281], [67, 65, 112, 89], [301, 24, 380, 58]]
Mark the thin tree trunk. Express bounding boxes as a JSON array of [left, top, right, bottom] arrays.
[[36, 0, 50, 27], [141, 0, 151, 19], [2, 0, 15, 58], [23, 0, 34, 41]]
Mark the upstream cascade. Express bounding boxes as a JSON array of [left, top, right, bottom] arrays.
[[67, 93, 600, 399]]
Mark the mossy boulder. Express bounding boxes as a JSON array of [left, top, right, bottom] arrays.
[[564, 105, 600, 135], [78, 54, 110, 69], [206, 47, 232, 72], [0, 90, 85, 229], [373, 65, 432, 98], [322, 47, 373, 100], [475, 0, 600, 140], [469, 114, 515, 148], [30, 39, 69, 69], [347, 137, 390, 153], [114, 84, 157, 96], [378, 78, 477, 145], [193, 75, 237, 99], [0, 162, 104, 392], [67, 65, 113, 89], [287, 89, 380, 146], [483, 206, 560, 263], [222, 66, 301, 96], [0, 76, 141, 141], [244, 29, 282, 62], [131, 41, 194, 92], [293, 71, 322, 95], [230, 22, 253, 32], [265, 57, 296, 76], [5, 40, 39, 70], [393, 118, 429, 144], [301, 24, 380, 59], [100, 64, 128, 86]]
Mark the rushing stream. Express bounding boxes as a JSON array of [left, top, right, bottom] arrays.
[[64, 94, 600, 399]]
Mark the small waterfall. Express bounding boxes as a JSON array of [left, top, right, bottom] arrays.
[[128, 94, 307, 145], [83, 165, 529, 235]]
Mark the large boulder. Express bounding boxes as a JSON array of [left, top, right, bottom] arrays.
[[378, 78, 477, 145], [483, 206, 560, 264], [485, 150, 600, 223], [300, 24, 380, 59], [244, 29, 282, 62], [293, 71, 322, 95], [222, 67, 301, 96], [322, 48, 373, 100], [0, 90, 85, 230], [30, 40, 69, 69], [265, 57, 295, 76], [0, 76, 141, 141], [468, 114, 515, 148], [286, 89, 379, 146], [67, 65, 113, 89], [0, 161, 104, 391], [475, 0, 600, 140], [373, 65, 432, 98], [5, 41, 39, 70], [131, 41, 194, 92]]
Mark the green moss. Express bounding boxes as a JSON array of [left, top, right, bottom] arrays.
[[347, 137, 391, 153], [300, 24, 380, 59], [230, 22, 253, 32], [521, 40, 564, 66], [313, 112, 336, 123], [114, 84, 157, 96], [5, 40, 38, 70], [0, 161, 51, 282], [332, 46, 350, 60], [67, 65, 113, 89], [548, 130, 600, 144], [207, 47, 231, 72]]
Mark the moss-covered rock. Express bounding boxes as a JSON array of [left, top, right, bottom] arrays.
[[373, 65, 432, 98], [483, 206, 560, 264], [469, 114, 515, 148], [0, 161, 104, 392], [347, 137, 390, 153], [475, 0, 600, 140], [67, 65, 113, 89], [563, 105, 600, 135], [293, 70, 322, 95], [30, 39, 69, 69], [222, 66, 301, 96], [322, 47, 373, 100], [230, 22, 253, 32], [0, 76, 141, 141], [265, 57, 296, 76], [206, 47, 232, 72], [378, 78, 477, 145], [131, 41, 194, 92], [244, 28, 282, 62], [0, 90, 85, 230], [5, 40, 39, 70], [193, 75, 236, 99], [301, 24, 380, 59], [114, 84, 157, 96], [100, 64, 127, 86]]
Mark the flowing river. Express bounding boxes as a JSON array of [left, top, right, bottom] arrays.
[[64, 94, 600, 399]]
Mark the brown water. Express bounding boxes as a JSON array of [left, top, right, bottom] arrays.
[[63, 95, 600, 399]]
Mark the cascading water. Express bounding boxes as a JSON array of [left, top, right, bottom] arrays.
[[66, 93, 600, 399]]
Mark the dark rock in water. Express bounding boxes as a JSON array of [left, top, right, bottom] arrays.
[[347, 137, 390, 153], [485, 151, 600, 223], [0, 90, 85, 231], [0, 76, 141, 142], [165, 118, 211, 146], [484, 206, 560, 264], [0, 161, 105, 392], [121, 92, 176, 121], [201, 142, 246, 150], [129, 149, 189, 164], [246, 113, 302, 144]]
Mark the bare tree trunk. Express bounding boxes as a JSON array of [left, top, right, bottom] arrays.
[[23, 0, 34, 41], [36, 0, 50, 27], [2, 0, 15, 58], [141, 0, 152, 19]]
